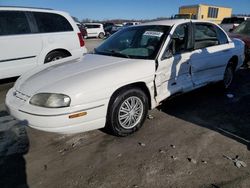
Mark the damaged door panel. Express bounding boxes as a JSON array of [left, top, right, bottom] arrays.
[[190, 23, 234, 86]]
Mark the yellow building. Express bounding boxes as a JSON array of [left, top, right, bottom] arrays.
[[178, 4, 232, 23]]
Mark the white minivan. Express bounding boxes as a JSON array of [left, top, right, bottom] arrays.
[[0, 6, 87, 80], [84, 23, 105, 39]]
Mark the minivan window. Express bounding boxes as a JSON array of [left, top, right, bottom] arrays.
[[33, 12, 73, 33], [85, 24, 101, 29], [0, 11, 31, 36]]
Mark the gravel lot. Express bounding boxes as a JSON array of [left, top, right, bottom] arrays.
[[0, 39, 250, 188]]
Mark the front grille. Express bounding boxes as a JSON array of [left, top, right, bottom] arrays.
[[14, 90, 30, 102]]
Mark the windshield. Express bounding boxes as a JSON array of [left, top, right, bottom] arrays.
[[233, 21, 250, 36], [95, 25, 170, 59]]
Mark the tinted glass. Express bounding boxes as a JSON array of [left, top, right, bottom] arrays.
[[194, 24, 219, 49], [217, 27, 228, 44], [171, 24, 189, 54], [222, 17, 245, 24], [85, 24, 101, 29], [33, 12, 73, 33], [0, 11, 31, 36], [233, 21, 250, 36], [95, 25, 170, 59]]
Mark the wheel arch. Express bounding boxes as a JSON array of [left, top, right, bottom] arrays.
[[228, 55, 238, 71], [45, 48, 72, 61], [108, 82, 152, 111]]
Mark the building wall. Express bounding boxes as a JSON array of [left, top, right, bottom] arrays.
[[199, 4, 232, 24], [179, 4, 232, 24], [179, 6, 199, 18]]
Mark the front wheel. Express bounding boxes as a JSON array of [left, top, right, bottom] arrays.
[[223, 65, 234, 89], [106, 88, 148, 137]]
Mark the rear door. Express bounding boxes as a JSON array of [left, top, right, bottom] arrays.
[[0, 10, 42, 79], [190, 23, 233, 86]]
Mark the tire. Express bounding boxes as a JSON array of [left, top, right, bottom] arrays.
[[106, 88, 148, 137], [223, 64, 234, 89], [44, 51, 69, 63], [98, 32, 105, 39]]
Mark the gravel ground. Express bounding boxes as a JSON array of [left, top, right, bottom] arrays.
[[0, 39, 250, 188]]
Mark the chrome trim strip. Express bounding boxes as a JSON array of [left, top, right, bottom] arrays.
[[18, 104, 105, 117], [0, 56, 36, 63]]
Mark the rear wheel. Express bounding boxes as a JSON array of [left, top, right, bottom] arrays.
[[98, 32, 105, 39], [223, 64, 234, 89], [106, 88, 148, 137], [44, 51, 69, 63]]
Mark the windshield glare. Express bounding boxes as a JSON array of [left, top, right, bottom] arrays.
[[95, 25, 170, 59], [233, 21, 250, 35]]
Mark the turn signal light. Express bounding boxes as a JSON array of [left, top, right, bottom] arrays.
[[69, 112, 87, 119]]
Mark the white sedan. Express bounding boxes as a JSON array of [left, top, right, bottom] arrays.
[[6, 20, 245, 136]]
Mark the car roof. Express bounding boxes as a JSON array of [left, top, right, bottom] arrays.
[[223, 16, 250, 20], [84, 23, 103, 25], [141, 19, 216, 27], [0, 6, 68, 15]]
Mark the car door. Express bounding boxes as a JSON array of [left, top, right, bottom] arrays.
[[190, 23, 234, 86], [155, 23, 194, 102], [0, 11, 42, 79]]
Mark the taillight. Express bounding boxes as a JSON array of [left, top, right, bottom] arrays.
[[77, 33, 85, 47]]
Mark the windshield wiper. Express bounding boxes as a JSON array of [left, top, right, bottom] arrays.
[[94, 48, 131, 58], [106, 50, 131, 58]]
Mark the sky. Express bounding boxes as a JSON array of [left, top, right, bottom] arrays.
[[0, 0, 250, 21]]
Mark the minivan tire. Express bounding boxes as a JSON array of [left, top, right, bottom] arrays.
[[98, 32, 105, 39], [44, 51, 69, 63]]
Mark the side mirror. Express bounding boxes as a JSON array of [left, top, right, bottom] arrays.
[[164, 49, 174, 59]]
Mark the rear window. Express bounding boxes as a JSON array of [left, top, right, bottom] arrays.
[[222, 17, 245, 24], [85, 24, 101, 29], [33, 12, 73, 33], [0, 11, 31, 36]]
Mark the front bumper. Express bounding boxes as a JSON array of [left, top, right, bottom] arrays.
[[6, 88, 108, 134]]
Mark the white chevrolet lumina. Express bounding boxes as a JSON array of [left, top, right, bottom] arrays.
[[6, 20, 245, 136]]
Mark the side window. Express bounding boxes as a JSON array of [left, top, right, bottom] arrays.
[[93, 25, 101, 29], [194, 24, 219, 49], [85, 25, 92, 29], [0, 11, 31, 36], [217, 27, 228, 44], [33, 12, 73, 33], [171, 24, 189, 54]]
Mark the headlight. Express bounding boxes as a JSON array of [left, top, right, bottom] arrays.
[[30, 93, 71, 108]]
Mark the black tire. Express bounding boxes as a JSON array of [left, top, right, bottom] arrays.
[[98, 32, 105, 39], [106, 88, 148, 137], [223, 64, 234, 89], [44, 51, 69, 63]]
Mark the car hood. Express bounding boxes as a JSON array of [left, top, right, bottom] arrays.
[[229, 33, 250, 47], [15, 54, 155, 104]]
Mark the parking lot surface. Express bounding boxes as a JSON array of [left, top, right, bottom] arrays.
[[0, 39, 250, 188]]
